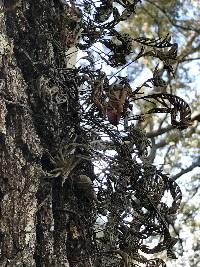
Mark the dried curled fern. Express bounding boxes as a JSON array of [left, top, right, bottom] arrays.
[[56, 1, 191, 266], [136, 93, 192, 130], [134, 34, 172, 48]]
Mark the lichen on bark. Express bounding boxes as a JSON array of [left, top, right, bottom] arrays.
[[0, 1, 92, 266]]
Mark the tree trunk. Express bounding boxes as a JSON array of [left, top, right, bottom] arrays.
[[0, 1, 93, 266]]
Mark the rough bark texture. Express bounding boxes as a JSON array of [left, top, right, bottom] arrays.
[[0, 1, 93, 266]]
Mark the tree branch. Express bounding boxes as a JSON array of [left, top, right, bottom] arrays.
[[147, 138, 168, 163], [172, 159, 200, 181], [180, 57, 200, 63], [146, 113, 200, 138], [146, 0, 200, 34], [191, 113, 200, 122], [146, 125, 173, 138]]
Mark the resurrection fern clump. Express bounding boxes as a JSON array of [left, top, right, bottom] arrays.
[[50, 0, 192, 266]]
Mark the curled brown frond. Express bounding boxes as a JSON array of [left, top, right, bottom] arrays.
[[136, 93, 192, 130], [134, 34, 172, 48]]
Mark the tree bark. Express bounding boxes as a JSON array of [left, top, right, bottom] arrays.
[[0, 1, 94, 266]]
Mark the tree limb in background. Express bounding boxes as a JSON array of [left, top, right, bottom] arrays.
[[146, 0, 200, 34], [172, 159, 200, 181]]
